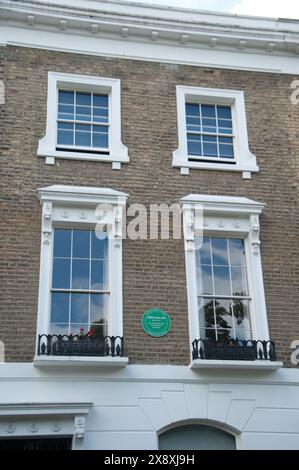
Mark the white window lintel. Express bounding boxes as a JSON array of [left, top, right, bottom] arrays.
[[37, 72, 129, 168], [173, 86, 259, 179]]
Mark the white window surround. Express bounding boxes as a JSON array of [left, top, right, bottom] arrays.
[[173, 86, 259, 179], [37, 72, 129, 169], [34, 185, 129, 367], [0, 402, 93, 450], [180, 194, 282, 370]]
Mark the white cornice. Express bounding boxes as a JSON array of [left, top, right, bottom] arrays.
[[0, 0, 298, 74], [38, 185, 129, 206], [180, 195, 265, 215]]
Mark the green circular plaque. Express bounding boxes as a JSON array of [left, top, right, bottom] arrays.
[[141, 309, 171, 337]]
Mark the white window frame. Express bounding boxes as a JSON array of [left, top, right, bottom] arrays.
[[181, 194, 282, 370], [37, 72, 129, 169], [34, 185, 129, 367], [173, 86, 259, 179]]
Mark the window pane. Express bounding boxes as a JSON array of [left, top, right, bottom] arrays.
[[232, 299, 251, 330], [53, 229, 71, 258], [72, 259, 89, 290], [186, 103, 199, 116], [70, 323, 89, 336], [59, 91, 74, 104], [76, 92, 91, 106], [90, 294, 108, 335], [91, 231, 108, 259], [76, 124, 91, 132], [229, 239, 246, 266], [187, 140, 202, 156], [91, 260, 108, 290], [203, 142, 218, 157], [219, 144, 234, 158], [218, 119, 232, 129], [58, 104, 74, 117], [93, 133, 108, 148], [58, 122, 74, 131], [214, 266, 230, 295], [201, 104, 216, 118], [219, 136, 233, 144], [197, 265, 213, 295], [197, 237, 211, 265], [200, 298, 215, 330], [52, 259, 70, 289], [75, 131, 91, 147], [51, 292, 70, 324], [50, 323, 69, 335], [202, 118, 216, 128], [201, 327, 216, 340], [93, 94, 108, 107], [57, 130, 73, 145], [70, 293, 89, 323], [217, 105, 232, 119], [93, 107, 109, 118], [217, 329, 232, 341], [214, 298, 233, 330], [76, 107, 91, 120], [231, 267, 248, 296], [73, 230, 90, 258], [211, 238, 229, 265]]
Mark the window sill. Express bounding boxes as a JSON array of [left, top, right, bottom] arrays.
[[172, 158, 259, 179], [190, 359, 283, 371], [37, 148, 129, 169], [33, 356, 129, 368]]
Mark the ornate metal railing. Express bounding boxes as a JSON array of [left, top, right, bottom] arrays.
[[38, 334, 124, 357], [192, 338, 277, 361]]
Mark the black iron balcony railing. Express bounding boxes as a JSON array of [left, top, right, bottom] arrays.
[[192, 338, 277, 362], [38, 334, 124, 357]]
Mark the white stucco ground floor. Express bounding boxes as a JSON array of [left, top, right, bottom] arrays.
[[0, 364, 299, 450]]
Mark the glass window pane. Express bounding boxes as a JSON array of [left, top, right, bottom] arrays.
[[58, 104, 74, 116], [93, 94, 108, 107], [232, 299, 251, 329], [218, 119, 232, 129], [219, 144, 234, 158], [50, 323, 69, 336], [186, 103, 200, 116], [197, 237, 211, 265], [73, 230, 90, 258], [214, 266, 231, 295], [202, 126, 217, 133], [93, 107, 109, 118], [93, 133, 108, 148], [93, 125, 108, 134], [201, 328, 216, 340], [229, 239, 246, 266], [203, 135, 217, 143], [53, 229, 71, 258], [76, 124, 91, 132], [186, 117, 201, 127], [219, 136, 233, 144], [203, 142, 218, 157], [57, 122, 73, 131], [187, 140, 202, 156], [90, 294, 108, 335], [214, 298, 233, 330], [199, 298, 215, 330], [197, 265, 213, 295], [231, 267, 248, 296], [187, 134, 202, 142], [201, 104, 216, 117], [217, 106, 232, 119], [76, 106, 91, 118], [76, 92, 91, 106], [91, 231, 108, 259], [70, 323, 89, 336], [59, 91, 74, 104], [52, 259, 70, 289], [91, 260, 108, 290], [72, 259, 90, 290], [57, 130, 73, 145], [202, 117, 216, 127], [218, 127, 233, 135], [75, 131, 91, 147], [70, 293, 89, 323], [217, 329, 232, 341], [51, 292, 70, 324], [211, 238, 229, 265]]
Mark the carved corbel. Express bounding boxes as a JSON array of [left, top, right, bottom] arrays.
[[250, 214, 261, 255], [113, 205, 123, 248], [183, 205, 195, 252], [72, 416, 86, 450], [42, 202, 53, 245]]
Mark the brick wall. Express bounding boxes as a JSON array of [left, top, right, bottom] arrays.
[[0, 45, 298, 365]]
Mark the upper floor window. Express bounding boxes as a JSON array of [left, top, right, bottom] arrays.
[[57, 91, 109, 152], [34, 185, 128, 367], [181, 194, 282, 369], [186, 104, 234, 162], [51, 228, 109, 337], [37, 72, 128, 169], [173, 86, 259, 179]]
